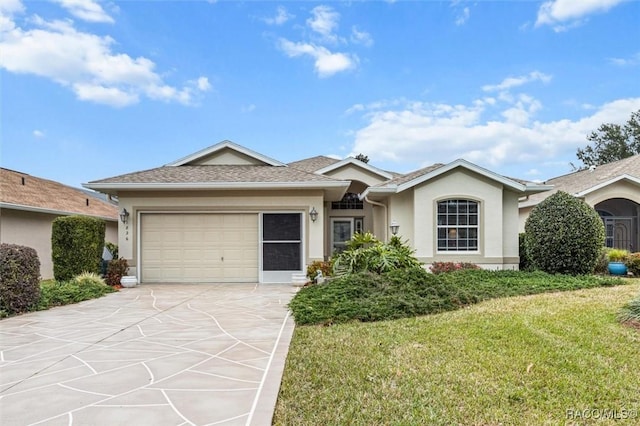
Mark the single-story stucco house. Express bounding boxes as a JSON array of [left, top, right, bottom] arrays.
[[518, 154, 640, 252], [84, 140, 551, 284], [0, 168, 119, 279]]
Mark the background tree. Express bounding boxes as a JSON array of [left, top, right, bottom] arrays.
[[355, 153, 370, 163], [576, 109, 640, 168]]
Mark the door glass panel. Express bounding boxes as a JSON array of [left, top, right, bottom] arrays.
[[332, 220, 353, 253]]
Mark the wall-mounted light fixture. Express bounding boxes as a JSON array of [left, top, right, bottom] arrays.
[[390, 220, 399, 236], [120, 208, 130, 224], [310, 207, 319, 222]]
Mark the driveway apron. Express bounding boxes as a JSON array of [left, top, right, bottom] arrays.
[[0, 283, 298, 426]]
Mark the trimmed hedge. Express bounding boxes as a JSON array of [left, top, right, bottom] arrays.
[[52, 216, 106, 281], [524, 191, 604, 275], [0, 243, 41, 315]]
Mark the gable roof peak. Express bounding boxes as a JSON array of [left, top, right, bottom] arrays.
[[166, 140, 286, 167]]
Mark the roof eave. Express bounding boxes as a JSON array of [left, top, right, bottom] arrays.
[[396, 159, 531, 193], [83, 181, 351, 192], [0, 202, 118, 221], [574, 174, 640, 197]]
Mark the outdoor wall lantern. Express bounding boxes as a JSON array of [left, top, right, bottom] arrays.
[[390, 220, 399, 236], [120, 208, 130, 224], [310, 207, 319, 222]]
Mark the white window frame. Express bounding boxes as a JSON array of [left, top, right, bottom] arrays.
[[436, 199, 480, 253]]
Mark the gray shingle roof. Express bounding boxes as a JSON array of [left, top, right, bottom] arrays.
[[287, 156, 341, 173], [375, 163, 446, 187], [87, 165, 342, 184], [524, 154, 640, 206]]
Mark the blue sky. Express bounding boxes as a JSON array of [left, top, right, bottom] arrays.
[[2, 0, 639, 189]]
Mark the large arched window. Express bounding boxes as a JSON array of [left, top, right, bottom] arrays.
[[437, 199, 479, 251]]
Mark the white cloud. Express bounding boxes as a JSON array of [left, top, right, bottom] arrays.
[[0, 8, 209, 107], [350, 26, 373, 47], [608, 52, 640, 67], [0, 0, 24, 14], [241, 104, 256, 113], [349, 76, 640, 174], [536, 0, 625, 31], [263, 6, 294, 26], [53, 0, 114, 24], [278, 38, 357, 77], [33, 129, 45, 138], [306, 5, 340, 43], [482, 71, 552, 92], [455, 7, 470, 26]]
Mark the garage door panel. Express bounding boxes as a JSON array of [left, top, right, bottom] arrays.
[[141, 213, 258, 283]]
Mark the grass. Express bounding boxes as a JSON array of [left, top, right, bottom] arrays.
[[275, 281, 640, 425]]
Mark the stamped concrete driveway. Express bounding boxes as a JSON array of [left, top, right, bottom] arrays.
[[0, 283, 298, 426]]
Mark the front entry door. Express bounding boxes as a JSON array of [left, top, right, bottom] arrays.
[[331, 218, 363, 253]]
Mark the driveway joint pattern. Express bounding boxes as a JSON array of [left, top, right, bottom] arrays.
[[0, 283, 297, 426]]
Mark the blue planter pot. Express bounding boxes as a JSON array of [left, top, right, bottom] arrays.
[[608, 262, 628, 276]]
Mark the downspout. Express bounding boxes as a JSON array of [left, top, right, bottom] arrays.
[[363, 195, 389, 241]]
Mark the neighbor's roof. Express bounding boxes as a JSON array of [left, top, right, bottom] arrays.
[[1, 168, 118, 220], [520, 154, 640, 208]]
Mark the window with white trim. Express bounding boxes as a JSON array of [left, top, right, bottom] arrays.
[[437, 199, 479, 251]]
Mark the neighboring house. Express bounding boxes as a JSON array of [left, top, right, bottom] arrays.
[[0, 168, 119, 279], [84, 140, 550, 284], [519, 154, 640, 252]]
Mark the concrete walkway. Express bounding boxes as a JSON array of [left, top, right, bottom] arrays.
[[0, 283, 298, 426]]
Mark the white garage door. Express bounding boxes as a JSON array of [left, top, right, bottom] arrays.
[[141, 213, 258, 283]]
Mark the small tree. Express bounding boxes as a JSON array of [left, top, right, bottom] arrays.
[[52, 216, 106, 281], [524, 191, 604, 275]]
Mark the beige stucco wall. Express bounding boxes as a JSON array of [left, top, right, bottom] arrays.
[[117, 190, 325, 277], [583, 180, 640, 206], [0, 209, 117, 279], [393, 168, 516, 268]]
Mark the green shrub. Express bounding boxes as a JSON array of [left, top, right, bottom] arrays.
[[0, 243, 41, 315], [626, 253, 640, 276], [518, 232, 533, 271], [430, 262, 481, 274], [524, 191, 604, 275], [288, 269, 624, 325], [332, 233, 422, 276], [52, 216, 106, 281], [593, 247, 611, 275], [105, 258, 129, 286], [37, 278, 115, 310]]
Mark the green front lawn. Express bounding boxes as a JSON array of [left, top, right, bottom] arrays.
[[275, 282, 640, 425]]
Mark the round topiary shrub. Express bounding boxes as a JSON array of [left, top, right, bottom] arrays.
[[524, 191, 605, 275], [0, 243, 41, 315]]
